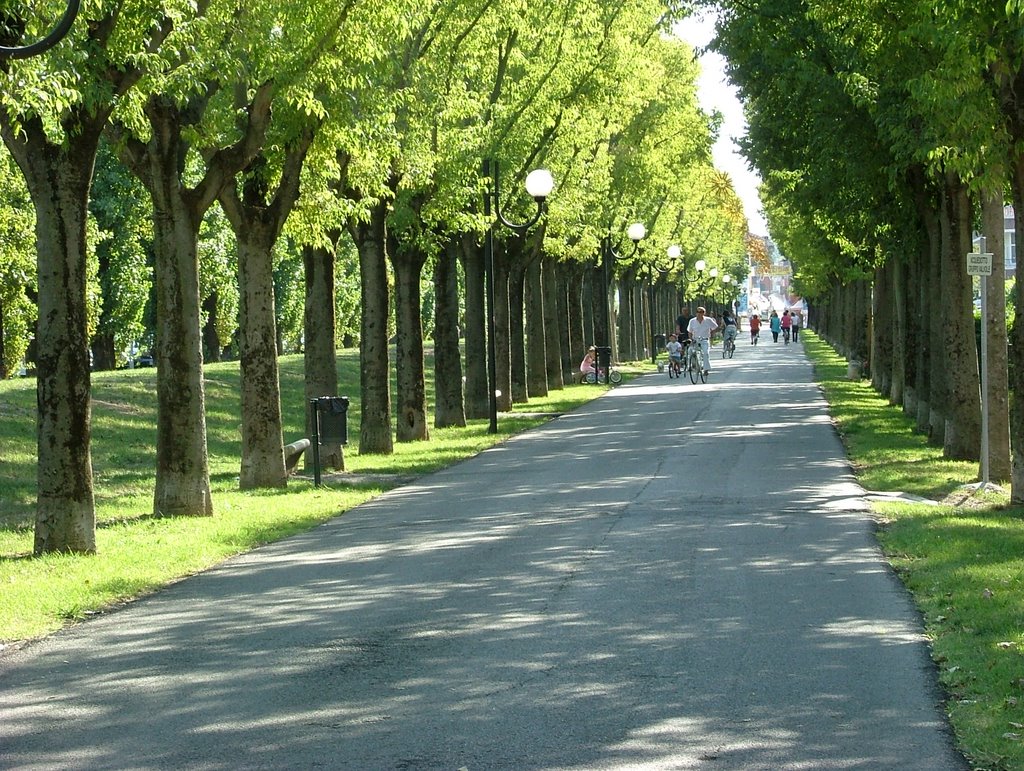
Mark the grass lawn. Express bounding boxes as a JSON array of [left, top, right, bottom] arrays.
[[804, 331, 1024, 771]]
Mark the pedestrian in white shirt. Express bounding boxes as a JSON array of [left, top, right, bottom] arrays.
[[686, 306, 718, 375]]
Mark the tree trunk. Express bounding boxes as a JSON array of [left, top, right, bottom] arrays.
[[925, 187, 946, 444], [219, 136, 311, 489], [202, 291, 222, 363], [525, 256, 547, 397], [461, 235, 488, 420], [870, 263, 892, 396], [494, 239, 513, 412], [890, 257, 907, 408], [349, 202, 393, 454], [433, 237, 465, 428], [2, 117, 99, 552], [302, 239, 342, 471], [231, 224, 286, 487], [555, 263, 573, 382], [981, 188, 1011, 480], [941, 173, 981, 461], [542, 257, 564, 390], [567, 267, 585, 376], [509, 260, 528, 403], [143, 113, 213, 517], [389, 237, 429, 442]]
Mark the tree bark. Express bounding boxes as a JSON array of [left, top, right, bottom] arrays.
[[870, 263, 892, 396], [567, 266, 586, 376], [525, 256, 547, 397], [302, 238, 343, 471], [941, 173, 981, 461], [555, 262, 573, 383], [2, 116, 99, 552], [219, 133, 312, 489], [542, 257, 564, 390], [433, 237, 465, 428], [509, 259, 528, 403], [389, 236, 429, 442], [115, 82, 273, 516], [349, 202, 393, 454], [890, 257, 907, 408], [202, 292, 222, 363], [461, 236, 488, 420], [981, 188, 1011, 480], [493, 239, 513, 412]]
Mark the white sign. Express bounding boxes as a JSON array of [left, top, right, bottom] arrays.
[[967, 252, 993, 276]]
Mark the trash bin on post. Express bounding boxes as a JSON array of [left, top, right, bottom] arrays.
[[653, 333, 666, 363], [595, 346, 612, 383], [310, 396, 349, 487]]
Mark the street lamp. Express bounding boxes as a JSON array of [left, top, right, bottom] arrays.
[[599, 222, 646, 353], [0, 0, 81, 58], [482, 159, 554, 434]]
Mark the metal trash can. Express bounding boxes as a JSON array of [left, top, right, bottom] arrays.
[[595, 346, 612, 377], [313, 396, 349, 445], [653, 333, 666, 363], [310, 396, 349, 486]]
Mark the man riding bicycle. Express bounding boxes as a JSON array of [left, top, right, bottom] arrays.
[[686, 306, 718, 374]]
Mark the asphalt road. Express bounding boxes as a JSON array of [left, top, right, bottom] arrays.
[[0, 337, 967, 770]]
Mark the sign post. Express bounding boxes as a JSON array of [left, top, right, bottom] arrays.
[[967, 244, 994, 486]]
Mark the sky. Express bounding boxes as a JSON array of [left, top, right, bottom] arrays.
[[675, 12, 769, 237]]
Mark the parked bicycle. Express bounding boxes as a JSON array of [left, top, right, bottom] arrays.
[[585, 367, 622, 385]]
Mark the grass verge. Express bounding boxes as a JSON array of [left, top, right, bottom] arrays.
[[804, 331, 1024, 771], [0, 351, 636, 644]]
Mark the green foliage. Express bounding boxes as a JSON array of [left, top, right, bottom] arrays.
[[89, 142, 153, 364], [0, 148, 35, 377]]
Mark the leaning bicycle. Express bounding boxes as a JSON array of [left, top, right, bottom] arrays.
[[585, 366, 622, 385]]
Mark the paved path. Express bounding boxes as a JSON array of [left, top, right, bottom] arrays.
[[1, 338, 966, 770]]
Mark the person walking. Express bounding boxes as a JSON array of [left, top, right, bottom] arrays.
[[769, 310, 781, 343], [686, 306, 718, 374], [791, 308, 802, 342]]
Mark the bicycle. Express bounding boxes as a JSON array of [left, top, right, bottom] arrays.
[[585, 367, 622, 385], [685, 339, 707, 384], [722, 335, 736, 359], [783, 327, 791, 345], [667, 355, 682, 379]]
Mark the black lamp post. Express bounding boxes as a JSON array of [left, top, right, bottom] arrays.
[[599, 222, 646, 353], [0, 0, 81, 58], [482, 159, 554, 434]]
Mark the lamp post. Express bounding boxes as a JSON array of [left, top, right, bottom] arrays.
[[482, 159, 554, 434], [0, 0, 81, 58], [599, 222, 646, 355]]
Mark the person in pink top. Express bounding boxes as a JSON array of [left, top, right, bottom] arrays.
[[781, 309, 793, 343]]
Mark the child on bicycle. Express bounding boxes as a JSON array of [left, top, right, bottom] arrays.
[[666, 333, 683, 374], [579, 345, 597, 381]]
